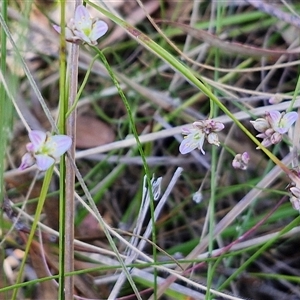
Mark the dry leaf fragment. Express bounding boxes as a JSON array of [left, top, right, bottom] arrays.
[[76, 115, 115, 149]]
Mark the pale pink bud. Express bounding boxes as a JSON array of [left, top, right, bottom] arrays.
[[265, 128, 275, 137], [270, 132, 283, 144], [19, 153, 35, 170], [250, 118, 270, 133], [260, 137, 273, 148], [210, 120, 225, 132], [232, 152, 250, 170]]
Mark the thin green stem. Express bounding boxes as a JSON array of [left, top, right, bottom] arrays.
[[92, 47, 157, 298], [0, 2, 11, 298], [58, 1, 67, 298], [66, 53, 99, 118], [12, 168, 54, 299], [0, 0, 8, 202]]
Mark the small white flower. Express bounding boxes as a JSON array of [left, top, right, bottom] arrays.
[[179, 120, 224, 155], [19, 130, 72, 171], [179, 126, 205, 154], [53, 5, 108, 46]]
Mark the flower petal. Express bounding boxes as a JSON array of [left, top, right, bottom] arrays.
[[179, 136, 198, 154], [74, 5, 92, 32], [28, 130, 47, 152], [181, 126, 194, 135], [35, 154, 55, 171], [19, 153, 35, 170], [53, 21, 82, 44], [47, 135, 72, 157], [197, 134, 206, 154], [193, 121, 206, 130], [267, 110, 281, 128], [90, 20, 108, 42], [277, 111, 298, 134]]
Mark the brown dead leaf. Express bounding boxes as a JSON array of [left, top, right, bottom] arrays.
[[77, 209, 113, 240], [75, 115, 115, 149]]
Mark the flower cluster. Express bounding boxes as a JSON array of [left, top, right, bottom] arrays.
[[53, 5, 108, 46], [250, 110, 298, 148], [179, 119, 224, 155], [232, 152, 250, 170], [19, 130, 72, 171]]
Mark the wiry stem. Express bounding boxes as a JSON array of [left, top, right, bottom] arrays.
[[64, 3, 80, 299]]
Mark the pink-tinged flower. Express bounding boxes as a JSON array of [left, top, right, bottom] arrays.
[[232, 152, 250, 170], [179, 119, 224, 155], [251, 110, 298, 148], [266, 110, 298, 134], [19, 130, 72, 171], [53, 5, 108, 46], [179, 126, 205, 154]]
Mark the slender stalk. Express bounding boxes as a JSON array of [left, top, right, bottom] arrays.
[[64, 2, 80, 298], [0, 1, 11, 299], [57, 1, 67, 298]]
